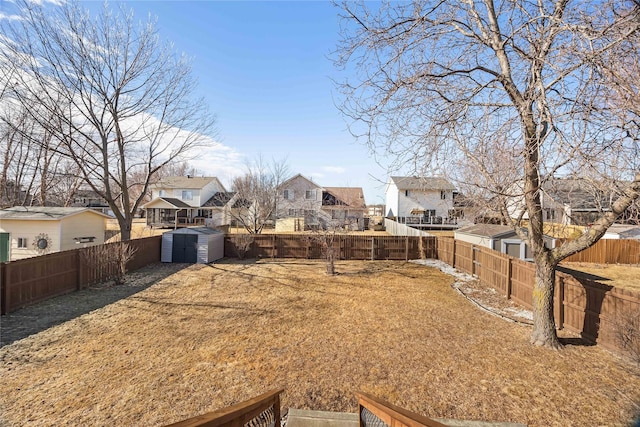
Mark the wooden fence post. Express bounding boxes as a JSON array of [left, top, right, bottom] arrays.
[[272, 234, 277, 259], [557, 275, 565, 330], [371, 237, 375, 261], [76, 248, 82, 290], [405, 236, 409, 261], [0, 262, 6, 315], [506, 257, 512, 300]]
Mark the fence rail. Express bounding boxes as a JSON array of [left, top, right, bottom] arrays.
[[224, 234, 438, 261], [166, 388, 283, 427], [0, 236, 161, 314], [357, 391, 447, 427]]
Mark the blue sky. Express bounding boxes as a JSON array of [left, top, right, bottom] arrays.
[[91, 1, 392, 205]]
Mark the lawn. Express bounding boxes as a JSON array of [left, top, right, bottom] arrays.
[[560, 262, 640, 292], [1, 260, 639, 427]]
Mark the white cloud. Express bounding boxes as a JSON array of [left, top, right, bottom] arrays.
[[321, 166, 346, 174]]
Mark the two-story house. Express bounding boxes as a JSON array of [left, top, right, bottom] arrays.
[[276, 174, 367, 231], [143, 176, 235, 228], [506, 177, 625, 226], [385, 176, 457, 225]]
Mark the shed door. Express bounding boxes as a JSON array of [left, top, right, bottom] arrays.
[[172, 234, 198, 263], [0, 233, 9, 262]]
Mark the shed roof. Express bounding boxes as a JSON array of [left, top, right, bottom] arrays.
[[0, 206, 111, 220], [390, 176, 457, 191], [166, 226, 222, 235], [456, 224, 517, 238]]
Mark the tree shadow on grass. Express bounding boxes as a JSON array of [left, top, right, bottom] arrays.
[[0, 263, 188, 347]]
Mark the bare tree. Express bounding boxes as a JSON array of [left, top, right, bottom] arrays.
[[230, 156, 290, 234], [1, 0, 216, 240], [335, 1, 640, 348]]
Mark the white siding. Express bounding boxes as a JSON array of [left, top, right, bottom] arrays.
[[59, 212, 106, 251], [397, 190, 453, 218], [161, 233, 173, 262], [454, 232, 494, 249], [206, 233, 224, 262], [1, 220, 61, 260], [385, 182, 400, 217]]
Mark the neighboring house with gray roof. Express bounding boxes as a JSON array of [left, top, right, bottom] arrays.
[[0, 206, 111, 261], [506, 177, 625, 226], [385, 176, 457, 226], [142, 176, 235, 228]]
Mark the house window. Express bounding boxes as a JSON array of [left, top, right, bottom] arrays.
[[545, 209, 556, 221], [283, 189, 294, 200], [17, 237, 28, 248], [405, 190, 409, 197], [158, 190, 166, 197], [305, 190, 315, 200], [181, 190, 193, 201], [441, 191, 446, 200]]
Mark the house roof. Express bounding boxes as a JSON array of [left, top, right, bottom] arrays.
[[279, 173, 321, 189], [0, 206, 111, 220], [543, 178, 610, 211], [323, 187, 366, 209], [390, 176, 457, 191], [604, 225, 640, 239], [143, 197, 194, 209], [202, 192, 236, 207], [152, 176, 224, 190]]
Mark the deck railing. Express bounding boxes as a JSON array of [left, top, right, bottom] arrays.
[[166, 389, 283, 427], [357, 392, 447, 427]]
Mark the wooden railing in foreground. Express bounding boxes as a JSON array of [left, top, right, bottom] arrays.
[[166, 389, 283, 427], [357, 392, 447, 427]]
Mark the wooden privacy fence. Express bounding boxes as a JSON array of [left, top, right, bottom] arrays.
[[558, 238, 640, 264], [224, 234, 438, 261], [0, 236, 161, 314], [436, 237, 640, 350]]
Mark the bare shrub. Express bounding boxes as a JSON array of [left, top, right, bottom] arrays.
[[83, 242, 137, 286], [608, 309, 640, 366], [231, 234, 254, 259]]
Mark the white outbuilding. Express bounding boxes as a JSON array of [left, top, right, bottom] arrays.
[[161, 227, 224, 264]]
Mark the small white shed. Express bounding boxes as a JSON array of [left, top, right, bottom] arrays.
[[161, 227, 224, 264]]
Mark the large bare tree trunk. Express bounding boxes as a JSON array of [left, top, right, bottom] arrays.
[[531, 258, 561, 348]]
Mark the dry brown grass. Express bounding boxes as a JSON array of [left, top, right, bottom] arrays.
[[1, 260, 639, 427], [561, 262, 640, 292]]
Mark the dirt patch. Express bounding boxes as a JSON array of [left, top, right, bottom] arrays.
[[1, 259, 639, 427]]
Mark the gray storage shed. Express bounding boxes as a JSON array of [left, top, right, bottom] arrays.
[[161, 227, 224, 264], [455, 224, 556, 261]]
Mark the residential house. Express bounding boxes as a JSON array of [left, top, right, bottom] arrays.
[[142, 176, 234, 228], [602, 224, 640, 240], [507, 177, 622, 226], [275, 174, 367, 231], [455, 224, 556, 261], [385, 176, 457, 227], [0, 206, 110, 261], [71, 188, 112, 215], [322, 186, 367, 230]]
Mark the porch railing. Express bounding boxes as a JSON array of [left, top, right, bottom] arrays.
[[357, 392, 448, 427], [166, 389, 283, 427]]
